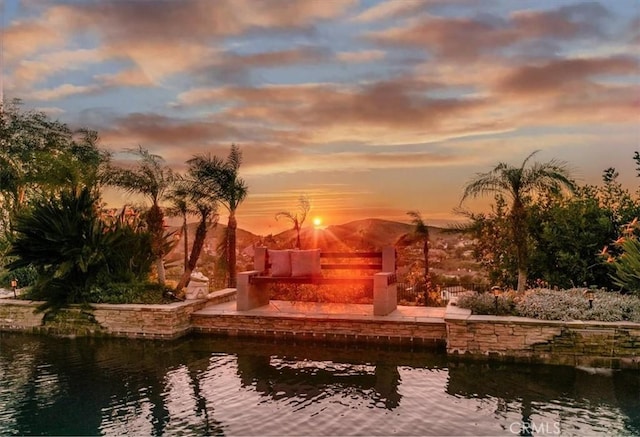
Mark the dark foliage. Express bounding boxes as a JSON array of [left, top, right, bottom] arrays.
[[7, 187, 155, 312]]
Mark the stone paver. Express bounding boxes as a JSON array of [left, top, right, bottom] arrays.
[[194, 299, 446, 323]]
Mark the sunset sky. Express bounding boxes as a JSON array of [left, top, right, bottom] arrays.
[[2, 0, 639, 235]]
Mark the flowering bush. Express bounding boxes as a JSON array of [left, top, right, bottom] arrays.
[[603, 218, 640, 296], [457, 288, 640, 322]]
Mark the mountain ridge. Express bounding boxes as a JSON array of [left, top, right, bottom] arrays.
[[168, 217, 450, 251]]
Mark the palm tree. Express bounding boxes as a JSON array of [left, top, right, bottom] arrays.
[[107, 146, 174, 284], [173, 169, 219, 292], [407, 211, 430, 285], [460, 150, 575, 292], [188, 145, 247, 287], [276, 195, 310, 249], [165, 178, 195, 273], [8, 187, 155, 312]]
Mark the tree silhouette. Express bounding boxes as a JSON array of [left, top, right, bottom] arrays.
[[173, 169, 219, 292], [165, 177, 197, 273], [276, 195, 311, 249], [461, 150, 575, 292], [106, 146, 175, 284], [187, 145, 247, 287], [406, 211, 430, 286]]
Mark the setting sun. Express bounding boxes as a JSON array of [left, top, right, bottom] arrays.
[[313, 217, 323, 228]]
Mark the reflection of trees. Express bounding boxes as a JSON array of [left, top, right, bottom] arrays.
[[1, 333, 115, 435], [204, 337, 444, 412], [612, 371, 640, 435], [0, 334, 444, 434], [447, 362, 576, 400], [186, 356, 224, 436], [0, 334, 224, 436], [236, 354, 403, 409], [212, 338, 445, 411], [447, 362, 640, 435]]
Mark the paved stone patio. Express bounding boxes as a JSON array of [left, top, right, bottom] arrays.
[[194, 299, 446, 323]]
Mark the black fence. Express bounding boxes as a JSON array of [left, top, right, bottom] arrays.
[[397, 282, 490, 305]]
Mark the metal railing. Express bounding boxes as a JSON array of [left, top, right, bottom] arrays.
[[397, 282, 489, 305]]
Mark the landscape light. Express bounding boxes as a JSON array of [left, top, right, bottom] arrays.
[[491, 286, 501, 312], [585, 289, 595, 309], [10, 279, 17, 298]]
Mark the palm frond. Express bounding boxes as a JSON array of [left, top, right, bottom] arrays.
[[407, 210, 429, 236]]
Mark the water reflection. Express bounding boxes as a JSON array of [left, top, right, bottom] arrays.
[[447, 362, 640, 436], [0, 332, 638, 436], [236, 354, 402, 409]]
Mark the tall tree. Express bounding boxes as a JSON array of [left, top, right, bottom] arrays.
[[0, 100, 108, 234], [173, 167, 219, 292], [188, 145, 247, 287], [165, 178, 195, 273], [107, 146, 174, 284], [460, 150, 575, 292], [455, 196, 518, 287], [276, 195, 310, 249], [406, 211, 430, 284]]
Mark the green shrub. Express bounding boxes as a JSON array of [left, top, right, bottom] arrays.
[[87, 282, 173, 304], [455, 291, 517, 316], [7, 187, 156, 311], [0, 265, 37, 288]]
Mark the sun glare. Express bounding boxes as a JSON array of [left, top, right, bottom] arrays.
[[313, 217, 323, 228]]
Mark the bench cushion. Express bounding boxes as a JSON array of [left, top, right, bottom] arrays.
[[291, 249, 322, 277], [268, 249, 292, 276]]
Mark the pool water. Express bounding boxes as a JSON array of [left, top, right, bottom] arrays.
[[0, 332, 638, 436]]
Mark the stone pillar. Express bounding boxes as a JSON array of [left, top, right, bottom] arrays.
[[382, 246, 396, 272], [254, 247, 267, 272], [236, 271, 270, 311], [373, 272, 397, 316]]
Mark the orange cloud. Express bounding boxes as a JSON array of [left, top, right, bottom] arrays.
[[351, 0, 473, 23], [5, 0, 356, 94], [10, 49, 106, 91], [366, 2, 613, 61], [498, 56, 639, 96], [2, 21, 64, 64], [367, 15, 517, 61], [95, 68, 155, 88], [29, 83, 100, 101], [336, 50, 386, 63], [510, 3, 610, 39]]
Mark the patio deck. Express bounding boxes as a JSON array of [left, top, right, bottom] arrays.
[[191, 300, 448, 348]]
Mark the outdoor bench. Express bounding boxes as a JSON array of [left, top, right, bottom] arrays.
[[236, 247, 398, 315]]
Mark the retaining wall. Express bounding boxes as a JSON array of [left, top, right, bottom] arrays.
[[445, 304, 640, 370], [191, 311, 447, 348], [2, 291, 639, 369], [0, 289, 235, 339]]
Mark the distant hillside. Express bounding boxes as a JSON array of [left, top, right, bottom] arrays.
[[167, 217, 440, 258], [165, 221, 261, 266], [164, 217, 481, 283], [314, 218, 412, 251], [264, 218, 453, 252]]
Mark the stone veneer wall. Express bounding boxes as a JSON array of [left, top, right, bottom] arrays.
[[445, 304, 640, 369], [2, 291, 638, 370], [191, 312, 447, 348], [0, 289, 235, 339]]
